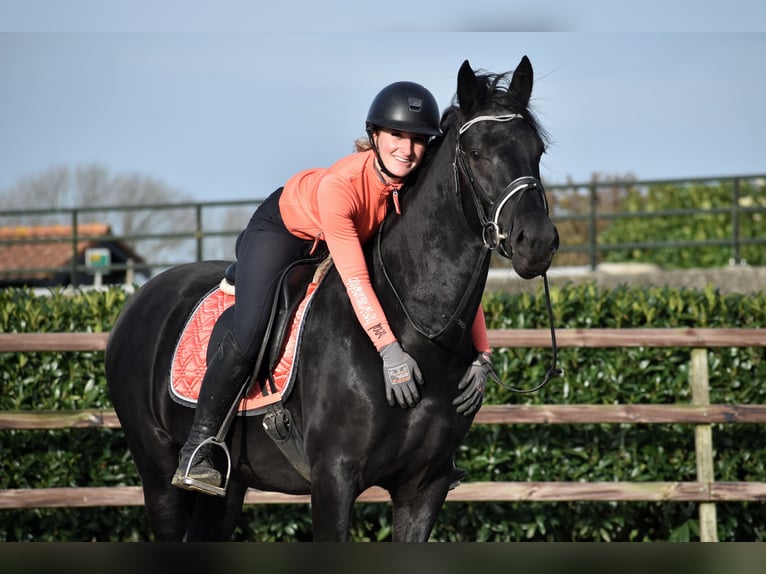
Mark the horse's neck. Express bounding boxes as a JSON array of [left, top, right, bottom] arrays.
[[407, 130, 487, 267], [375, 136, 490, 347]]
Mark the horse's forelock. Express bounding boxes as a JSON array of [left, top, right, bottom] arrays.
[[448, 69, 550, 150], [415, 65, 550, 180]]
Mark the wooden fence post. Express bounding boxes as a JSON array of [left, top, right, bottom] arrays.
[[690, 348, 718, 542]]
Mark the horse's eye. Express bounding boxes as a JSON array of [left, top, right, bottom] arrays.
[[468, 149, 481, 161]]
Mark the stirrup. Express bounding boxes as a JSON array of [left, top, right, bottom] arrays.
[[174, 436, 232, 497]]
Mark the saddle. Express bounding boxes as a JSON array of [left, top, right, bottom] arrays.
[[169, 257, 333, 484], [170, 257, 331, 412]]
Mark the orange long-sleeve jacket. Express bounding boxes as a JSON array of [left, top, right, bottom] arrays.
[[279, 149, 490, 354]]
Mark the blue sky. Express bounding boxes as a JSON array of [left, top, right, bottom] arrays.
[[1, 3, 765, 203]]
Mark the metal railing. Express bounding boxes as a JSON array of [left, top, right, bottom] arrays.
[[2, 174, 765, 286], [546, 173, 766, 269]]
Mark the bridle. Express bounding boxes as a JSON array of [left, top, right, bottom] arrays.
[[453, 113, 561, 393], [378, 113, 562, 393], [453, 114, 549, 259]]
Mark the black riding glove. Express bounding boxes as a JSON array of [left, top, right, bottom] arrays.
[[453, 352, 497, 416], [380, 341, 424, 408]]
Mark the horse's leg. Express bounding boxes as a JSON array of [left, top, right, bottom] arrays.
[[122, 423, 193, 541], [309, 466, 359, 541], [218, 480, 250, 539], [184, 480, 248, 541], [136, 424, 247, 541], [136, 469, 195, 542], [390, 479, 451, 542]]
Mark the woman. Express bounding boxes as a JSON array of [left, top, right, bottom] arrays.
[[172, 81, 495, 493]]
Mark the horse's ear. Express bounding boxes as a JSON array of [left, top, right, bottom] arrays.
[[457, 59, 479, 115], [509, 55, 533, 106]]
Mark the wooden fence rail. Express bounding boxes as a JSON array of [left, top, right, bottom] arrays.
[[3, 403, 766, 431], [2, 328, 766, 542], [2, 328, 765, 352]]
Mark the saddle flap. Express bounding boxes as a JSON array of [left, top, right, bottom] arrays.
[[267, 259, 322, 371]]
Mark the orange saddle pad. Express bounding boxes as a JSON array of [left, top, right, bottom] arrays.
[[169, 266, 325, 416]]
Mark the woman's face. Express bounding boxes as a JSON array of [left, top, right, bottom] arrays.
[[373, 128, 428, 182]]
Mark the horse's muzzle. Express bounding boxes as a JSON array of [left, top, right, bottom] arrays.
[[509, 225, 559, 279]]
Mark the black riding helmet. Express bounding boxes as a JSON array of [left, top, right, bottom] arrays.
[[365, 81, 441, 181], [365, 81, 442, 137]]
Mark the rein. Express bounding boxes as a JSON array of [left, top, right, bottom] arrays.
[[379, 113, 561, 392], [376, 222, 491, 350], [495, 273, 562, 394]]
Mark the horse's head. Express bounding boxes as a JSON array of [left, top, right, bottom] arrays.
[[452, 56, 559, 279]]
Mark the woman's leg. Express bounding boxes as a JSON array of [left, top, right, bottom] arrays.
[[172, 190, 313, 495]]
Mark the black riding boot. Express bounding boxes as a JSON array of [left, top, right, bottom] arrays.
[[171, 330, 253, 495]]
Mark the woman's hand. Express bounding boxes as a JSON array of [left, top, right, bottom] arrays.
[[379, 342, 424, 408], [453, 352, 497, 416]]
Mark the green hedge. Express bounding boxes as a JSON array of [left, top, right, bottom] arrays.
[[1, 284, 764, 541], [598, 181, 765, 268]]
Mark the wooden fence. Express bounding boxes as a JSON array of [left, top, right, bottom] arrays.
[[1, 328, 766, 542]]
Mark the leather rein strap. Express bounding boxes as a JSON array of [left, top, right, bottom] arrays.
[[377, 222, 491, 352]]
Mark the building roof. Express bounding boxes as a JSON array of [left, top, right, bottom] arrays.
[[0, 222, 145, 284]]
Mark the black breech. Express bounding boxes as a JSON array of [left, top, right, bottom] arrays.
[[231, 188, 316, 361]]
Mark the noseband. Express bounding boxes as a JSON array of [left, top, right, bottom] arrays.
[[453, 114, 549, 259]]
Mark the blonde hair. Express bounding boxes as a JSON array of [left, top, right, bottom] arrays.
[[354, 136, 372, 153]]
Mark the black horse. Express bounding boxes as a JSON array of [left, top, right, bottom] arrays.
[[105, 56, 559, 541]]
